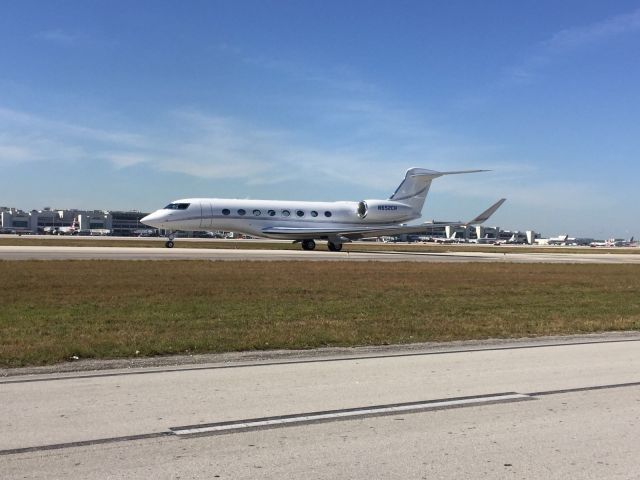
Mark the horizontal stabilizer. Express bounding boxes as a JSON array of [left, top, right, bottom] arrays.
[[409, 169, 490, 178], [389, 168, 490, 212]]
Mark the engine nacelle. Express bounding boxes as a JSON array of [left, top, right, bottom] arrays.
[[356, 200, 415, 223]]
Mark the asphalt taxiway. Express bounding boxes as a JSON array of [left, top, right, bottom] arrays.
[[1, 245, 640, 263], [2, 333, 640, 478]]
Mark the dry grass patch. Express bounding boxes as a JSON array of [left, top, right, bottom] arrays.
[[1, 261, 639, 367]]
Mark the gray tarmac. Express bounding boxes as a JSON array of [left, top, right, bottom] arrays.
[[2, 334, 640, 478], [2, 244, 640, 263]]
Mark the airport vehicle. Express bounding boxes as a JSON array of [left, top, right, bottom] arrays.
[[141, 168, 505, 250]]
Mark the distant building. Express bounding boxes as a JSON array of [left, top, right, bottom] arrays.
[[0, 207, 31, 233], [109, 211, 148, 236], [77, 212, 110, 232], [0, 207, 153, 236]]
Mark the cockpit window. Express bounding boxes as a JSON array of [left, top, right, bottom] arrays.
[[164, 203, 190, 210]]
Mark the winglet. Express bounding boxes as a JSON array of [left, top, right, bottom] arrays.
[[466, 198, 506, 225]]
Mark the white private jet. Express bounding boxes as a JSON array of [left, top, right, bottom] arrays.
[[141, 168, 506, 250]]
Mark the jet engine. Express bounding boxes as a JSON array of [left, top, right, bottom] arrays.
[[355, 200, 415, 222]]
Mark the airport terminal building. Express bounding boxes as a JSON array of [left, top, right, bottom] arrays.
[[0, 207, 151, 236]]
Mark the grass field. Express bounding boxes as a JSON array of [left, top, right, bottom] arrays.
[[1, 236, 638, 254], [1, 260, 639, 368]]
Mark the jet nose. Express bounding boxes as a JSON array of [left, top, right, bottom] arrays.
[[140, 211, 163, 228]]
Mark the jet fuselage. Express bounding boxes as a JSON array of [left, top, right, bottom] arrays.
[[141, 198, 418, 239]]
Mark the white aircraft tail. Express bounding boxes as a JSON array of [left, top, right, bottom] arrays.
[[389, 168, 489, 212]]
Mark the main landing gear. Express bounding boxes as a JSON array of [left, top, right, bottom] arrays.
[[298, 239, 343, 252], [165, 232, 176, 248], [301, 239, 316, 251], [327, 241, 343, 252]]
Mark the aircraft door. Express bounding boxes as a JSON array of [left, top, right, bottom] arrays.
[[199, 201, 213, 229]]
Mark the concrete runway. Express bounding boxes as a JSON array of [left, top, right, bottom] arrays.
[[2, 334, 640, 478], [2, 244, 640, 263]]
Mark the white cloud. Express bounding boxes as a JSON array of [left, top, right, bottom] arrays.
[[0, 144, 35, 163], [229, 48, 379, 95], [0, 131, 85, 165], [33, 29, 117, 49], [103, 153, 151, 169], [497, 180, 612, 210], [506, 7, 640, 82], [0, 103, 516, 199], [0, 42, 527, 200], [544, 8, 640, 51], [35, 29, 79, 46], [0, 106, 151, 170], [0, 107, 145, 148]]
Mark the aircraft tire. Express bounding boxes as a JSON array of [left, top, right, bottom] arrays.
[[327, 241, 342, 252], [301, 239, 316, 251], [165, 240, 175, 248]]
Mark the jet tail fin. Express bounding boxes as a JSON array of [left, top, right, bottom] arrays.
[[389, 168, 490, 212], [466, 198, 506, 225]]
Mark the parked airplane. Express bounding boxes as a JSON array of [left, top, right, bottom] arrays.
[[495, 233, 527, 245], [141, 168, 506, 250], [590, 236, 636, 248]]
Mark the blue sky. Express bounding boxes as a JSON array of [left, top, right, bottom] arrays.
[[1, 1, 639, 237]]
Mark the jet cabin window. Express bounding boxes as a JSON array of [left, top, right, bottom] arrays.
[[164, 203, 190, 210]]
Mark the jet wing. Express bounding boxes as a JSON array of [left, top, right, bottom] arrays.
[[262, 224, 448, 240], [262, 199, 506, 241], [466, 198, 506, 225]]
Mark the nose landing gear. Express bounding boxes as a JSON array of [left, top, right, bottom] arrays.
[[165, 232, 176, 248]]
